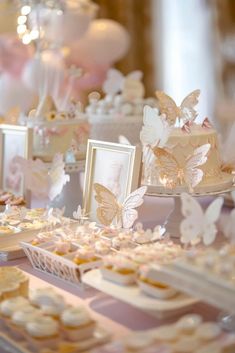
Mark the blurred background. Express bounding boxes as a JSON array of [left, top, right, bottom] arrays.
[[0, 0, 235, 131]]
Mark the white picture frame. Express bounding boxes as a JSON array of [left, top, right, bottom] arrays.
[[0, 124, 33, 198], [83, 139, 142, 221]]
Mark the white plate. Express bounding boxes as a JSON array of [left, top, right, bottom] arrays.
[[82, 269, 198, 319]]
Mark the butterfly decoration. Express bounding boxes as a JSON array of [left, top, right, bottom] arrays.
[[201, 117, 213, 129], [140, 105, 171, 148], [180, 192, 223, 246], [103, 68, 143, 96], [181, 121, 191, 134], [156, 90, 200, 126], [73, 205, 89, 223], [153, 144, 211, 192], [13, 153, 70, 201], [94, 183, 147, 229], [118, 135, 131, 145]]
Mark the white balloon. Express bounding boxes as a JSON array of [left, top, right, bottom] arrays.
[[75, 19, 130, 65], [22, 51, 65, 96], [0, 74, 35, 115], [44, 7, 95, 44]]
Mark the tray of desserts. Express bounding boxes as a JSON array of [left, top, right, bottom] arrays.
[[146, 245, 235, 314], [21, 224, 172, 287], [0, 207, 74, 261], [82, 269, 197, 319], [91, 313, 235, 353], [82, 243, 197, 319], [0, 267, 111, 353]]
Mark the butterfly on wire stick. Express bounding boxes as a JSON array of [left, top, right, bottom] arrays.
[[152, 144, 211, 192], [94, 183, 147, 229], [180, 193, 223, 246], [156, 89, 200, 126]]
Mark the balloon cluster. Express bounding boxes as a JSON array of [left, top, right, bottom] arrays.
[[0, 0, 130, 115]]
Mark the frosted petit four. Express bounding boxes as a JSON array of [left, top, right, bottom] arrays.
[[53, 239, 72, 256], [61, 306, 96, 341], [73, 247, 100, 265], [138, 265, 177, 299], [101, 255, 138, 285]]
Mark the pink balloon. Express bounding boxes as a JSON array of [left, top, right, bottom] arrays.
[[71, 19, 130, 66], [0, 35, 33, 78]]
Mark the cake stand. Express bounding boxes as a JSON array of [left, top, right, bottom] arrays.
[[146, 184, 235, 238]]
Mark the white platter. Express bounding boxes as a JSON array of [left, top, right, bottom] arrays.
[[147, 263, 235, 314], [82, 269, 198, 319]]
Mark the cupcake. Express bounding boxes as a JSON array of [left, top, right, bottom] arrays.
[[31, 230, 54, 246], [61, 306, 96, 341], [137, 265, 177, 299], [25, 316, 59, 351], [73, 247, 100, 265], [101, 255, 138, 285], [175, 314, 202, 335], [94, 239, 111, 256]]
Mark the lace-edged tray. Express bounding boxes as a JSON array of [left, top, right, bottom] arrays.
[[82, 269, 198, 319], [21, 240, 103, 285], [0, 326, 111, 353]]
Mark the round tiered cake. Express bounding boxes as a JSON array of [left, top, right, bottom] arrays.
[[141, 90, 234, 194]]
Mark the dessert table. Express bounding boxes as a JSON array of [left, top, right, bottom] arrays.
[[0, 195, 223, 340]]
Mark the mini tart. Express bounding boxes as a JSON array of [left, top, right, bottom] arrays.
[[73, 247, 100, 265], [61, 306, 96, 342], [29, 287, 66, 312], [0, 297, 29, 320], [123, 332, 156, 352], [0, 267, 29, 301], [101, 256, 137, 285]]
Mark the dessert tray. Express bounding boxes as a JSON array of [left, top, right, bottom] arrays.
[[82, 269, 198, 319], [146, 251, 235, 314], [21, 240, 103, 286], [0, 216, 76, 261]]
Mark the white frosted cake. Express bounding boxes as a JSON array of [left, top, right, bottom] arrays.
[[86, 69, 157, 144], [141, 90, 233, 193]]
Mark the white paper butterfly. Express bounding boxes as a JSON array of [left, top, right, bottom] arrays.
[[180, 193, 223, 246], [94, 183, 147, 229], [118, 135, 131, 145], [140, 105, 171, 148], [103, 68, 143, 96], [153, 144, 211, 192], [13, 153, 70, 201]]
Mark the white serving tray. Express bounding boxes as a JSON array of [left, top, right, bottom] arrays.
[[147, 263, 235, 314], [21, 240, 102, 286], [82, 269, 198, 319]]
